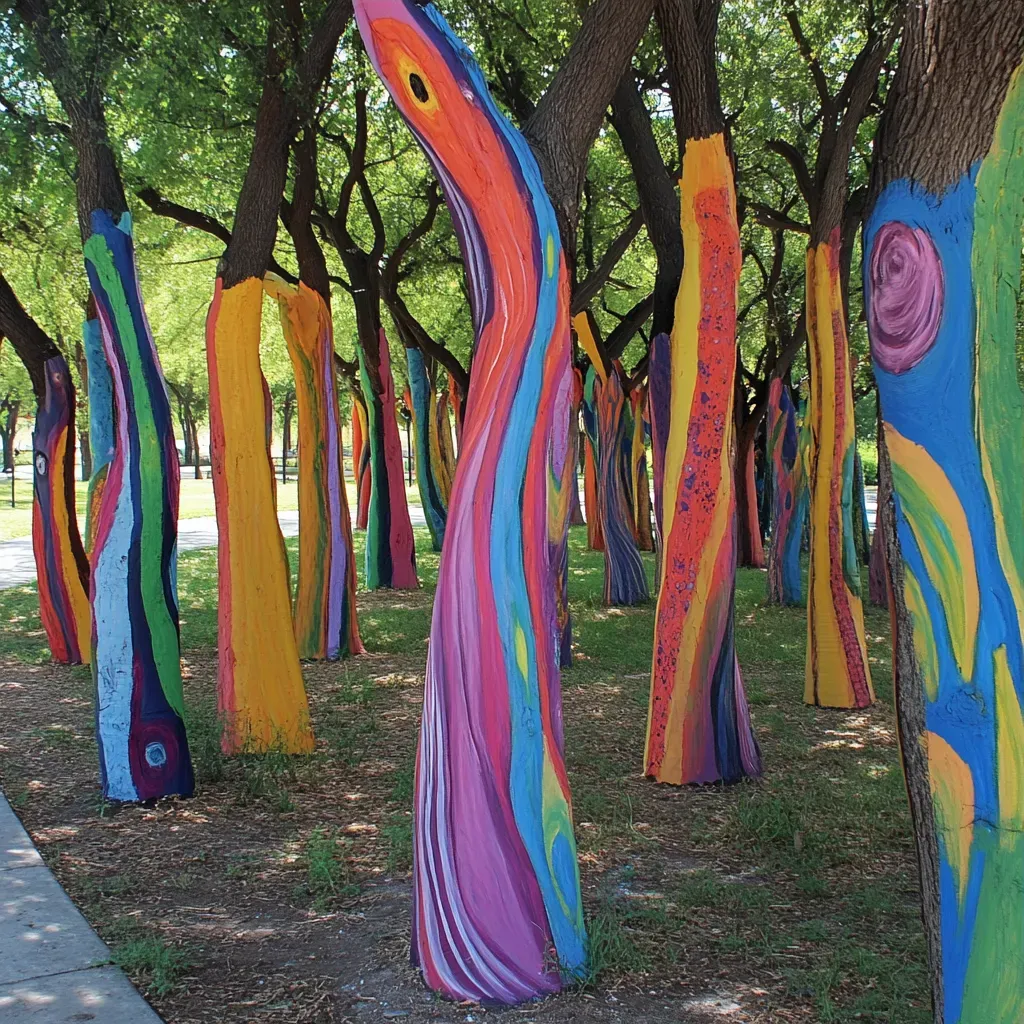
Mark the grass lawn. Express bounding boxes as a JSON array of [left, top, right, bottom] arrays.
[[0, 530, 927, 1024]]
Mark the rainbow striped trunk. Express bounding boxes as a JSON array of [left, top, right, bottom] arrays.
[[766, 378, 804, 606], [84, 211, 193, 801], [354, 0, 586, 1002], [32, 354, 90, 664], [804, 230, 874, 708], [407, 346, 447, 551], [83, 315, 114, 554], [631, 384, 654, 553], [575, 325, 649, 608], [645, 135, 761, 786], [266, 278, 362, 661], [358, 330, 418, 590], [865, 67, 1024, 1023]]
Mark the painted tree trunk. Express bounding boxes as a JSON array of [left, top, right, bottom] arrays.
[[631, 384, 654, 552], [867, 61, 1024, 1022], [407, 348, 447, 551], [84, 211, 193, 800], [432, 389, 456, 506], [804, 230, 874, 709], [206, 276, 313, 755], [353, 399, 372, 531], [580, 354, 649, 607], [83, 313, 113, 555], [356, 0, 586, 1002], [569, 454, 585, 527], [868, 445, 889, 608], [358, 329, 418, 590], [32, 354, 90, 665], [648, 330, 671, 592], [853, 449, 871, 566], [736, 427, 766, 569], [447, 370, 463, 445], [583, 434, 604, 550], [268, 278, 362, 661], [554, 369, 583, 670], [766, 379, 804, 606], [645, 135, 761, 786]]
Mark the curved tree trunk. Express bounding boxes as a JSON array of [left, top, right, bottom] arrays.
[[866, 7, 1024, 1019]]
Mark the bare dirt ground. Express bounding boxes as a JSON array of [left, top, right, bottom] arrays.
[[0, 563, 928, 1024]]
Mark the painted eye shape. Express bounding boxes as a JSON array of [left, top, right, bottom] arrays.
[[409, 73, 430, 103]]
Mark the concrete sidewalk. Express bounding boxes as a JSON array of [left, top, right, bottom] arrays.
[[0, 796, 162, 1022]]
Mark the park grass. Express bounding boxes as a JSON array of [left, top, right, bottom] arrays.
[[0, 527, 928, 1023]]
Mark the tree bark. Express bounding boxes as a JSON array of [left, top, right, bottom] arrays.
[[0, 400, 19, 473], [73, 337, 92, 481], [866, 7, 1024, 1020], [523, 0, 658, 263]]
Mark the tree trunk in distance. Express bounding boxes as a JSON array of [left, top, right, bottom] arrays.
[[407, 347, 447, 552], [631, 384, 654, 552], [576, 323, 648, 606], [1, 402, 18, 473], [736, 420, 766, 568], [32, 354, 91, 664], [74, 338, 92, 481], [803, 231, 874, 709], [766, 378, 804, 606], [267, 276, 362, 661], [357, 329, 418, 590]]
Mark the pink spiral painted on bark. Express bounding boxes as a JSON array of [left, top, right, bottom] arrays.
[[868, 221, 944, 375]]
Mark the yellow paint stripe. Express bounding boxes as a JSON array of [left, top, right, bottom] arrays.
[[885, 424, 979, 681], [572, 312, 607, 384], [995, 645, 1024, 831], [925, 730, 974, 911]]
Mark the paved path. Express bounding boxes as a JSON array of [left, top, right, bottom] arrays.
[[0, 796, 162, 1022], [0, 506, 428, 592]]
